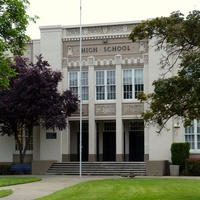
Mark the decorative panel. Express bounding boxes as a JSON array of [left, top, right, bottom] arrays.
[[122, 103, 144, 115], [95, 104, 116, 116]]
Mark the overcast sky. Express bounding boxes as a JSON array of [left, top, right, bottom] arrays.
[[26, 0, 200, 39]]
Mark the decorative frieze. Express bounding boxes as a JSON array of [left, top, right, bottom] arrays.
[[115, 55, 122, 65], [62, 58, 68, 68], [66, 56, 146, 68], [72, 104, 88, 116], [87, 56, 95, 66], [143, 54, 149, 64], [95, 104, 116, 116], [122, 103, 144, 115], [63, 24, 134, 41]]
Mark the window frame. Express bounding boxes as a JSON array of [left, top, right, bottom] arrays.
[[122, 68, 144, 101], [185, 119, 200, 151], [68, 71, 89, 101], [95, 70, 116, 101]]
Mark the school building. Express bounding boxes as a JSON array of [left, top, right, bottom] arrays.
[[0, 21, 199, 175]]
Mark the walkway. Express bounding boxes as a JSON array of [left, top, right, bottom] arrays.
[[1, 175, 114, 200], [1, 175, 200, 200]]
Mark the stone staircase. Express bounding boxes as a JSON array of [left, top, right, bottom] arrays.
[[47, 162, 146, 176]]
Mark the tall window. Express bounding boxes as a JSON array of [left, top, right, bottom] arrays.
[[123, 68, 143, 100], [185, 119, 200, 150], [96, 70, 116, 100], [15, 126, 33, 151], [69, 71, 89, 101]]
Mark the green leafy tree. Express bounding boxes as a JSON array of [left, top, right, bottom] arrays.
[[0, 0, 37, 90], [129, 10, 200, 132]]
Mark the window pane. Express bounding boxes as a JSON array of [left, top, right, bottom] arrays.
[[70, 87, 78, 98], [197, 120, 200, 133], [135, 84, 144, 98], [107, 85, 116, 99], [185, 122, 194, 133], [96, 86, 105, 100], [69, 71, 88, 101], [82, 86, 88, 100], [134, 69, 143, 84], [96, 71, 104, 85], [69, 72, 78, 86], [81, 72, 88, 86], [107, 70, 115, 85], [197, 135, 200, 150], [123, 85, 132, 99], [123, 70, 132, 84], [185, 135, 195, 149]]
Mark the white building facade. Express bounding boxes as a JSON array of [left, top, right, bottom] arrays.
[[0, 21, 199, 175]]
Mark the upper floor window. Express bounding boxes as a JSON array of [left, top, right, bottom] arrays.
[[185, 119, 200, 150], [123, 68, 143, 100], [96, 70, 116, 100], [69, 71, 89, 101]]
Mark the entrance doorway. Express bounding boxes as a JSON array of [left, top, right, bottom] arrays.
[[129, 121, 144, 161], [77, 131, 88, 161], [103, 132, 116, 161]]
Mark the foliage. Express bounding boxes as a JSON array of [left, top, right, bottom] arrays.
[[171, 142, 190, 172], [185, 158, 200, 176], [129, 10, 200, 131], [0, 0, 38, 90], [0, 55, 79, 163], [36, 178, 200, 200], [0, 164, 12, 175]]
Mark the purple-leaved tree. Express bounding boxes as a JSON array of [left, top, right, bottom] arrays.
[[0, 55, 79, 163]]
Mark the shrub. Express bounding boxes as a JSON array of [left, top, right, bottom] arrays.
[[0, 165, 12, 175], [185, 158, 200, 176], [171, 142, 190, 172]]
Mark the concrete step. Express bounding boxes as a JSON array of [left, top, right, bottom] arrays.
[[47, 162, 146, 176]]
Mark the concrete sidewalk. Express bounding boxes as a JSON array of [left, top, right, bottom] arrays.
[[2, 175, 200, 200], [1, 175, 114, 200]]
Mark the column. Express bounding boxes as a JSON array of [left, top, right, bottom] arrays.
[[115, 55, 124, 161], [62, 123, 71, 161], [88, 57, 97, 161]]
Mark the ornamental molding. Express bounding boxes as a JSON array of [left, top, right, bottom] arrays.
[[63, 24, 134, 41], [122, 103, 144, 115], [62, 56, 146, 68], [95, 104, 116, 116], [143, 54, 149, 64]]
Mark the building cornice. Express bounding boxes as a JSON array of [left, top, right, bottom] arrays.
[[62, 21, 140, 41]]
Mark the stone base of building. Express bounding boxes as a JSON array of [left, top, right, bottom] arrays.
[[32, 160, 56, 175], [146, 160, 169, 176]]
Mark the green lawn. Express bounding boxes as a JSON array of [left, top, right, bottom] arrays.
[[36, 178, 200, 200], [0, 177, 41, 198]]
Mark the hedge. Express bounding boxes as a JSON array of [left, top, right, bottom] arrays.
[[185, 158, 200, 176]]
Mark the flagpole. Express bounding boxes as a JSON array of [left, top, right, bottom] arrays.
[[79, 0, 82, 178]]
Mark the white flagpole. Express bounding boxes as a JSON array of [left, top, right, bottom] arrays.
[[79, 0, 82, 178]]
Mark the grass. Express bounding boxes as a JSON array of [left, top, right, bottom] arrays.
[[36, 178, 200, 200], [0, 176, 41, 198], [0, 189, 13, 198]]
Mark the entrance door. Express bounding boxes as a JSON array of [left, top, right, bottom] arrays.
[[77, 132, 88, 161], [129, 130, 144, 161], [103, 132, 116, 161]]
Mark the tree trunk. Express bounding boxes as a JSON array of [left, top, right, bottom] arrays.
[[21, 126, 33, 163], [15, 125, 33, 164], [15, 132, 23, 163]]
